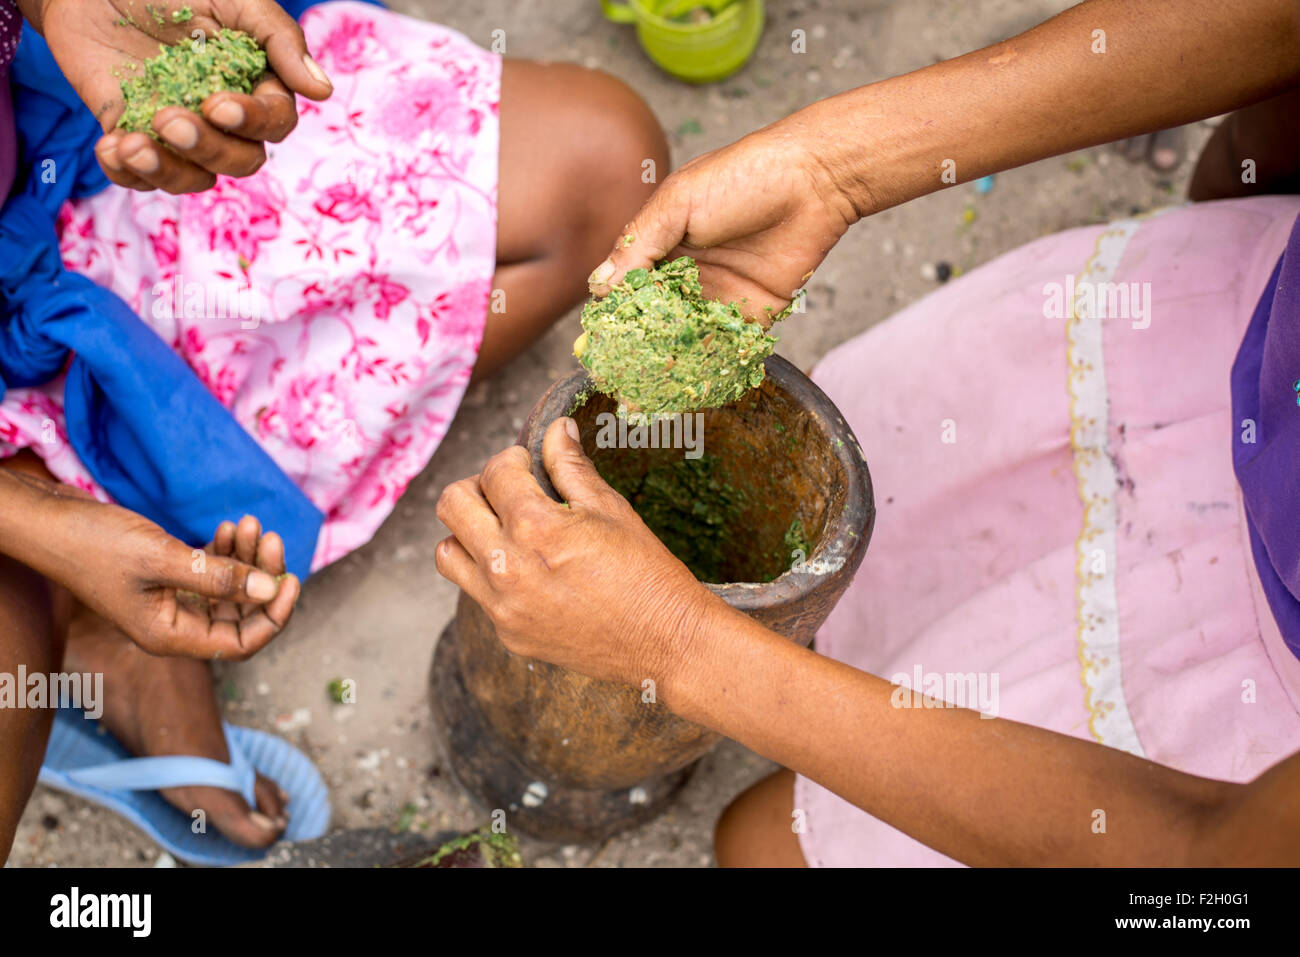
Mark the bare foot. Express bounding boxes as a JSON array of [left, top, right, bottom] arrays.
[[1114, 127, 1185, 172], [64, 604, 290, 848]]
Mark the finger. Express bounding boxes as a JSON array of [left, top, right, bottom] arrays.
[[233, 2, 332, 101], [434, 477, 503, 560], [227, 572, 300, 658], [94, 134, 158, 192], [151, 106, 268, 178], [156, 538, 278, 604], [201, 74, 297, 143], [434, 535, 492, 606], [541, 417, 618, 509], [588, 183, 688, 296], [478, 445, 555, 521], [212, 520, 238, 558], [233, 514, 262, 566], [232, 514, 263, 617], [255, 531, 287, 577], [116, 132, 216, 194], [207, 520, 241, 623]]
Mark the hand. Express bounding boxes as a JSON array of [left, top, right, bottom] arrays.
[[434, 418, 728, 689], [30, 0, 332, 193], [16, 474, 300, 658], [587, 116, 861, 323]]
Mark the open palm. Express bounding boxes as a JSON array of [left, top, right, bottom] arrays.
[[35, 0, 332, 192]]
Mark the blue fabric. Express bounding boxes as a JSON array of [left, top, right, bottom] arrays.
[[0, 19, 338, 578]]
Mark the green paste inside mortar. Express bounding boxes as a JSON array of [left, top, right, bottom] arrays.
[[596, 453, 815, 584], [117, 27, 266, 137], [577, 257, 790, 415]]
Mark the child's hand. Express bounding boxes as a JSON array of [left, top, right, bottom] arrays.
[[10, 471, 300, 658], [28, 0, 332, 193]]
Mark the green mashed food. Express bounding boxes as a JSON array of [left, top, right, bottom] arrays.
[[576, 256, 783, 415], [410, 829, 524, 868], [117, 28, 266, 136], [599, 453, 813, 584]]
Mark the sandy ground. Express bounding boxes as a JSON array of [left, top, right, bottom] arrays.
[[10, 0, 1211, 868]]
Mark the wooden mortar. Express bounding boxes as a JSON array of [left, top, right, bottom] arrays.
[[430, 354, 874, 842]]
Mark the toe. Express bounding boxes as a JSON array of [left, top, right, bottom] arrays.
[[254, 773, 289, 829], [166, 783, 285, 850]]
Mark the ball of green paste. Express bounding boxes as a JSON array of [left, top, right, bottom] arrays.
[[577, 257, 781, 415]]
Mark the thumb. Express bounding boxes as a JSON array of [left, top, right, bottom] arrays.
[[588, 181, 688, 296], [541, 417, 614, 508], [159, 541, 280, 603], [238, 0, 333, 101]]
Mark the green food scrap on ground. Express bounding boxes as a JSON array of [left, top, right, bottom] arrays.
[[412, 828, 524, 868], [117, 28, 266, 137], [578, 256, 781, 415]]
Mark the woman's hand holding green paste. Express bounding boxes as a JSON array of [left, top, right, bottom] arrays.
[[21, 0, 333, 193], [588, 118, 861, 324]]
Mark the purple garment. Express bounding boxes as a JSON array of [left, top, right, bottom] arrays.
[[1231, 211, 1300, 662], [1, 0, 18, 200]]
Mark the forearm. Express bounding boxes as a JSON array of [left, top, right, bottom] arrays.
[[786, 0, 1300, 217], [0, 469, 90, 586], [666, 605, 1244, 866]]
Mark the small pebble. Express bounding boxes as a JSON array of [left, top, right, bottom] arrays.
[[920, 262, 937, 281], [935, 262, 953, 283]]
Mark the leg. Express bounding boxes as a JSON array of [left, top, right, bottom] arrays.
[[0, 454, 289, 849], [473, 60, 669, 382], [714, 769, 807, 868], [0, 555, 64, 860], [1189, 86, 1300, 201]]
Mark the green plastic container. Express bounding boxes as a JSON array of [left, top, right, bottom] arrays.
[[602, 0, 764, 84]]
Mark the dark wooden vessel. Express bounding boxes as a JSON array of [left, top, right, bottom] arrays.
[[430, 354, 875, 842]]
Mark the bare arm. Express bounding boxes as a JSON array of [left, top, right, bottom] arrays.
[[592, 0, 1300, 318], [435, 420, 1300, 867], [666, 603, 1300, 866]]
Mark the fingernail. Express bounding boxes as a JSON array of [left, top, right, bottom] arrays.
[[275, 815, 288, 828], [589, 260, 615, 285], [250, 811, 278, 831], [209, 100, 244, 129], [98, 144, 121, 171], [278, 788, 290, 804], [159, 117, 198, 149], [303, 54, 331, 89], [563, 417, 580, 443], [246, 570, 277, 602], [124, 148, 159, 174]]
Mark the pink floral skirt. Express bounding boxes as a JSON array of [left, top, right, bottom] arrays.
[[0, 2, 500, 570]]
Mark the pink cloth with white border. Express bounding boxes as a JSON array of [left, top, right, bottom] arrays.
[[0, 2, 499, 571], [797, 196, 1300, 867]]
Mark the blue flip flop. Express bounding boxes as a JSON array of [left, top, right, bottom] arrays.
[[38, 707, 331, 867]]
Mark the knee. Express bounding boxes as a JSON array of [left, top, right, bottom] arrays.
[[564, 67, 669, 222], [713, 769, 806, 868]]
